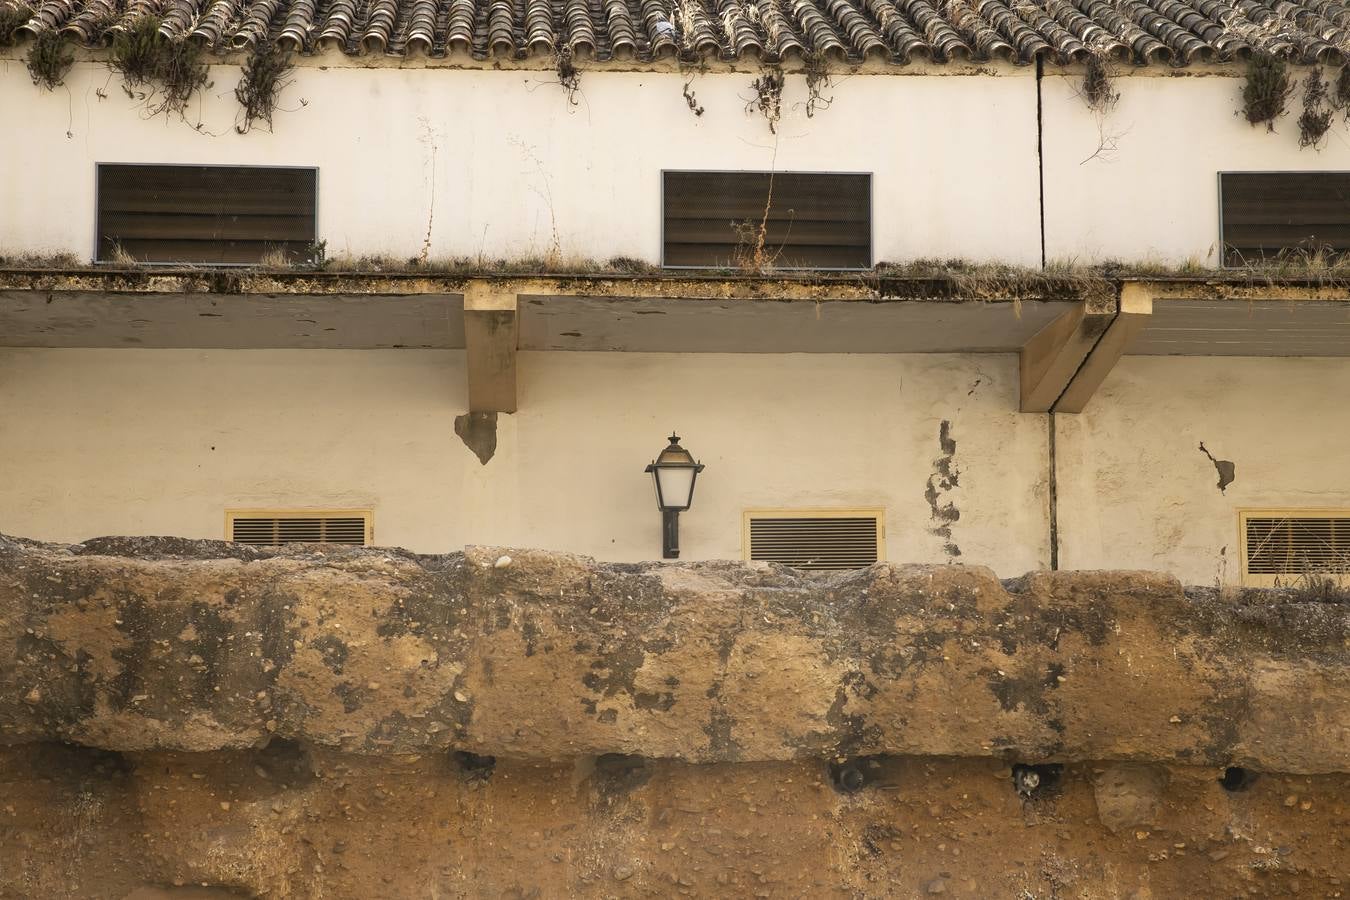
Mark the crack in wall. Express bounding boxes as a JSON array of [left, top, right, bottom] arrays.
[[1198, 442, 1236, 494], [924, 420, 961, 558]]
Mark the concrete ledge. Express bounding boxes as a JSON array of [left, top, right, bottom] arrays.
[[1, 535, 1346, 773]]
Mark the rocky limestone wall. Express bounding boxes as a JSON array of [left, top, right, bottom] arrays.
[[0, 533, 1348, 898]]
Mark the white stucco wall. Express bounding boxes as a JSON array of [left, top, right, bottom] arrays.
[[1055, 356, 1350, 585], [1042, 72, 1350, 266], [0, 61, 1040, 266], [0, 348, 1049, 574]]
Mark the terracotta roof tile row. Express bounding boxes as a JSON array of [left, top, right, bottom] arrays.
[[7, 0, 1350, 66]]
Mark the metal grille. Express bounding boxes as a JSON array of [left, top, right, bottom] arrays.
[[1220, 172, 1350, 266], [663, 171, 871, 270], [230, 515, 369, 546], [1245, 515, 1350, 576], [96, 164, 318, 264], [747, 514, 881, 570]]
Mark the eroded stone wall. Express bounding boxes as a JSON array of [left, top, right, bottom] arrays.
[[1, 534, 1347, 898], [2, 746, 1347, 898]]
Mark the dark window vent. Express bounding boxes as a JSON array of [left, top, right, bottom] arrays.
[[663, 171, 871, 270], [228, 512, 370, 546], [745, 510, 883, 571], [1242, 511, 1350, 583], [1220, 171, 1350, 266], [97, 164, 318, 265]]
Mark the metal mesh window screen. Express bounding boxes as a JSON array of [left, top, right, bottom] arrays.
[[1220, 172, 1350, 266], [663, 171, 871, 270], [97, 164, 318, 264], [1244, 514, 1350, 577]]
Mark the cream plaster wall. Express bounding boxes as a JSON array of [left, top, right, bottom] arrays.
[[1055, 355, 1350, 585], [0, 348, 1048, 574], [1041, 72, 1350, 266], [0, 62, 1040, 266]]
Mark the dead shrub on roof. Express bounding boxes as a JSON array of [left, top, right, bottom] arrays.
[[26, 29, 74, 90], [110, 16, 210, 116], [0, 2, 32, 47], [1241, 52, 1292, 131], [747, 67, 784, 133], [235, 43, 294, 133], [1298, 66, 1333, 148], [1081, 53, 1118, 112]]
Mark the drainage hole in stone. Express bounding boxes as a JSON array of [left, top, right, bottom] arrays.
[[829, 757, 883, 794], [453, 751, 497, 781], [1012, 763, 1063, 798], [1219, 766, 1257, 792]]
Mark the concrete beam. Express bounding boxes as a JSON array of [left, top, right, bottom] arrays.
[[1018, 302, 1115, 412], [463, 283, 518, 413], [1052, 283, 1153, 414]]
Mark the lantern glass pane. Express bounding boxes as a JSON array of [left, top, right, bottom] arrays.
[[655, 466, 696, 511]]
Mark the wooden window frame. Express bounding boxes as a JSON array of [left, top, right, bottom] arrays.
[[661, 169, 874, 271], [1218, 170, 1350, 268], [94, 162, 320, 266], [225, 508, 374, 546], [741, 507, 886, 567], [1237, 507, 1350, 587]]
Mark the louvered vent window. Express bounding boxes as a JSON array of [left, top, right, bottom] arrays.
[[227, 510, 371, 546], [97, 164, 318, 264], [744, 510, 883, 571], [1220, 172, 1350, 266], [663, 171, 871, 270], [1241, 510, 1350, 585]]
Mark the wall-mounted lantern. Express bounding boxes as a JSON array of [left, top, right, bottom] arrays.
[[644, 433, 704, 559]]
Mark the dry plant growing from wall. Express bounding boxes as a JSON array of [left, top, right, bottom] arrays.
[[802, 52, 833, 118], [1334, 66, 1350, 114], [108, 16, 210, 117], [554, 46, 581, 106], [682, 78, 704, 116], [1298, 67, 1333, 148], [747, 67, 784, 133], [235, 44, 294, 133], [109, 16, 166, 85], [1241, 52, 1292, 130], [731, 170, 790, 274], [1081, 54, 1118, 112], [26, 28, 74, 89]]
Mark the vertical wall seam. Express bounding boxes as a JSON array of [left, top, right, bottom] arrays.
[[1047, 412, 1059, 570], [1036, 56, 1047, 270]]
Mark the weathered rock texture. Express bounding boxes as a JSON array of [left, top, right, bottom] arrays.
[[2, 745, 1348, 899], [1, 534, 1348, 898], [2, 534, 1348, 772]]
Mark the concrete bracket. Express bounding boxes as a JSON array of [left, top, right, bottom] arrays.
[[463, 280, 519, 413]]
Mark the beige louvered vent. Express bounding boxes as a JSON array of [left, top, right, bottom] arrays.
[[743, 509, 884, 571], [226, 509, 372, 547], [1240, 509, 1350, 586]]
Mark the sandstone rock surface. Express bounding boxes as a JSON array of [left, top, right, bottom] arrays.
[[1, 534, 1347, 773]]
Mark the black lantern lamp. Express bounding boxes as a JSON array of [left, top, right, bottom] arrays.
[[644, 433, 705, 559]]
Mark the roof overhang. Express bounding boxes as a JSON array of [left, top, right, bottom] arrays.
[[3, 268, 1349, 414]]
